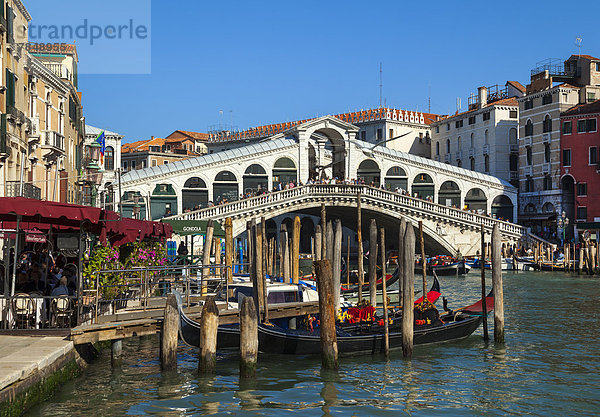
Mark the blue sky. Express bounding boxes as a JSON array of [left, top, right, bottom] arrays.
[[25, 0, 600, 142]]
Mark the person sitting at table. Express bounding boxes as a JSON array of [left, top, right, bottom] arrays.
[[51, 276, 69, 297]]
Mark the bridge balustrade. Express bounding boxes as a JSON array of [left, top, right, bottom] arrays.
[[172, 184, 539, 242]]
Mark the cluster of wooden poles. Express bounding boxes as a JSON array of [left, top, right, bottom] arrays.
[[157, 196, 506, 375], [554, 240, 600, 274]]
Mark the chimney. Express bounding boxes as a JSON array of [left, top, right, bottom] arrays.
[[478, 86, 488, 108], [151, 136, 154, 140]]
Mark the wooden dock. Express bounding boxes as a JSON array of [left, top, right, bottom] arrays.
[[70, 301, 319, 345]]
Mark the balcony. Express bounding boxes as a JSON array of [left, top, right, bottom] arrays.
[[434, 155, 440, 162], [509, 144, 519, 153], [26, 116, 40, 139], [542, 133, 551, 143], [444, 154, 451, 163], [524, 137, 532, 147], [524, 166, 533, 177], [468, 148, 475, 158], [42, 130, 65, 151], [6, 105, 26, 125], [0, 15, 6, 33], [5, 181, 42, 199], [542, 162, 551, 174], [455, 151, 462, 160], [483, 144, 490, 155], [510, 171, 519, 181], [42, 63, 73, 82]]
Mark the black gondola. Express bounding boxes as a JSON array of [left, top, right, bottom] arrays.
[[340, 266, 400, 294]]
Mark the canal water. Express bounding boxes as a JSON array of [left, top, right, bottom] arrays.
[[26, 271, 600, 416]]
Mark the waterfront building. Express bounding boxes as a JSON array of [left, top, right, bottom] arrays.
[[165, 130, 209, 154], [517, 55, 600, 236], [84, 125, 123, 209], [121, 136, 203, 172], [206, 107, 437, 160], [430, 82, 524, 187], [560, 99, 600, 232], [0, 1, 85, 203]]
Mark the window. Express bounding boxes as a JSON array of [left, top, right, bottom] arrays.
[[587, 118, 597, 132], [436, 126, 440, 133], [543, 176, 552, 191], [577, 206, 587, 221], [577, 183, 587, 196], [376, 128, 383, 140], [131, 160, 136, 170], [563, 121, 572, 134], [446, 139, 450, 153], [526, 147, 532, 165], [578, 119, 586, 133], [455, 120, 463, 128], [563, 149, 571, 166], [525, 178, 534, 192], [524, 99, 533, 110], [435, 142, 440, 156], [587, 92, 596, 102], [484, 155, 490, 172], [105, 146, 115, 170], [543, 115, 552, 133], [509, 110, 518, 118], [597, 63, 600, 72], [361, 131, 366, 140], [151, 159, 157, 167], [446, 123, 450, 131], [510, 154, 518, 171], [525, 119, 533, 136], [470, 157, 475, 170], [590, 147, 598, 165], [164, 161, 169, 164], [457, 159, 462, 167], [142, 160, 147, 168], [484, 129, 489, 144], [542, 94, 552, 105], [468, 115, 476, 125], [389, 129, 394, 139], [470, 133, 474, 147], [122, 161, 128, 170], [483, 112, 491, 121], [544, 144, 550, 163]]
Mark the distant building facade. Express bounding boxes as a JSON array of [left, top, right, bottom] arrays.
[[430, 82, 524, 187], [121, 135, 203, 172], [518, 55, 600, 235], [560, 100, 600, 229], [84, 125, 123, 209]]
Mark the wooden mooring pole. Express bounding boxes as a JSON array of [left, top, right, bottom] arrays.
[[357, 192, 364, 303], [239, 296, 258, 378], [199, 296, 219, 374], [202, 220, 214, 295], [480, 223, 489, 341], [320, 204, 327, 260], [402, 223, 415, 358], [346, 235, 351, 287], [492, 224, 505, 343], [225, 218, 233, 284], [369, 219, 378, 307], [314, 259, 338, 370], [315, 224, 322, 262], [160, 294, 179, 371], [398, 218, 406, 305], [380, 227, 389, 358], [333, 219, 343, 314], [418, 221, 426, 299], [292, 216, 301, 284]]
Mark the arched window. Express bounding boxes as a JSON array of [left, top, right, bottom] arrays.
[[470, 132, 474, 148], [446, 139, 450, 153], [436, 142, 440, 156], [58, 102, 64, 135], [525, 119, 533, 136], [458, 136, 462, 149], [105, 146, 114, 171], [484, 129, 489, 144], [543, 115, 552, 133], [273, 157, 297, 188], [213, 171, 238, 203], [183, 177, 208, 211], [509, 128, 517, 145], [243, 164, 268, 194], [384, 166, 407, 191]]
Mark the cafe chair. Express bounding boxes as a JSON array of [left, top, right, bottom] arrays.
[[12, 294, 36, 329], [50, 296, 73, 328]]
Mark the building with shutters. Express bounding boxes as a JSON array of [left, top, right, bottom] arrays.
[[84, 125, 123, 209], [0, 0, 85, 204], [560, 99, 600, 231], [518, 55, 600, 236]]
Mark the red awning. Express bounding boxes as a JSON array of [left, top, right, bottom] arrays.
[[0, 197, 173, 246]]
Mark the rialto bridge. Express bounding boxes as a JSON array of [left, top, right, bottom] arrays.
[[118, 116, 533, 255]]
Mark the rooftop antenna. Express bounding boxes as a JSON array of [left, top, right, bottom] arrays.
[[456, 97, 461, 113], [428, 84, 431, 113], [575, 36, 583, 56], [379, 62, 383, 109]]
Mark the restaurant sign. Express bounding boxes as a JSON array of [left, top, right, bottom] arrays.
[[25, 234, 46, 243]]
